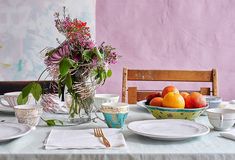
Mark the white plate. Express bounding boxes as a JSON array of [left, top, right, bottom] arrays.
[[128, 119, 210, 141], [136, 100, 149, 110], [0, 105, 14, 114], [0, 122, 32, 142]]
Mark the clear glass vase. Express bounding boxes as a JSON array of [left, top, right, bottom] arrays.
[[65, 91, 95, 125]]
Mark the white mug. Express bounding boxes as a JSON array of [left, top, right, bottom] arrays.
[[207, 108, 235, 131]]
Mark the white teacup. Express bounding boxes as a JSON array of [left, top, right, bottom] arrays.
[[94, 94, 119, 111], [0, 91, 32, 108], [14, 104, 43, 128], [0, 92, 22, 108], [207, 108, 235, 131]]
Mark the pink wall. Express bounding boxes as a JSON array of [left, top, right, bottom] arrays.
[[96, 0, 235, 100]]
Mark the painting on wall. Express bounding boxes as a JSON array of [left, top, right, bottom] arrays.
[[0, 0, 96, 81]]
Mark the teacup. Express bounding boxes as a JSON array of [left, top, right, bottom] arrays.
[[14, 104, 43, 128], [97, 102, 129, 128], [0, 91, 32, 108], [207, 108, 235, 131], [94, 94, 119, 111]]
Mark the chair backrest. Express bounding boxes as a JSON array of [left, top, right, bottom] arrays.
[[122, 68, 218, 104], [0, 81, 56, 95]]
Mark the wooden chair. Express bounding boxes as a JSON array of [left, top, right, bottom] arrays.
[[122, 68, 218, 104]]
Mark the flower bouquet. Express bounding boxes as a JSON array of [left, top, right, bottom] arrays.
[[17, 7, 119, 125]]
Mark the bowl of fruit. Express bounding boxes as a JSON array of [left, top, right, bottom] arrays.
[[143, 86, 208, 120]]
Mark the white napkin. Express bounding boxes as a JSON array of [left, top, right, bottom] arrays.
[[44, 128, 127, 149], [220, 129, 235, 141]]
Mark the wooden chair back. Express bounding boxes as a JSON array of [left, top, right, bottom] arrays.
[[122, 68, 218, 104]]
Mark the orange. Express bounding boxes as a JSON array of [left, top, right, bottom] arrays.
[[162, 92, 185, 108], [162, 86, 179, 98], [150, 97, 163, 106]]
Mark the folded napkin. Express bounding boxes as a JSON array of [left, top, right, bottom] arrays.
[[44, 128, 126, 149], [220, 129, 235, 141]]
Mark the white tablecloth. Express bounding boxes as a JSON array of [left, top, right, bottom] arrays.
[[0, 105, 235, 160]]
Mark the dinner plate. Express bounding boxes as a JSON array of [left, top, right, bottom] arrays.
[[0, 104, 14, 114], [0, 122, 32, 142], [128, 119, 210, 141]]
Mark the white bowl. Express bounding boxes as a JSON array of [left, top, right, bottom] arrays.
[[205, 96, 222, 108], [94, 94, 119, 110], [207, 108, 235, 131]]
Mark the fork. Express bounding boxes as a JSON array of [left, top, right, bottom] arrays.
[[94, 128, 111, 147]]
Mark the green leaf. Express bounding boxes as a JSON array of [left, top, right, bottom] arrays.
[[65, 73, 73, 92], [31, 83, 42, 101], [57, 119, 64, 125], [22, 83, 33, 98], [59, 58, 72, 76], [82, 50, 92, 62], [44, 119, 64, 126], [45, 120, 56, 126], [101, 70, 106, 80], [41, 117, 64, 126], [17, 93, 29, 105], [94, 47, 103, 60], [106, 69, 112, 77]]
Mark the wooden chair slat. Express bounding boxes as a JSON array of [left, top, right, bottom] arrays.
[[128, 87, 137, 104], [127, 70, 213, 82], [122, 68, 218, 104]]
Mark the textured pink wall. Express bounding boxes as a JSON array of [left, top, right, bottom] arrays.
[[96, 0, 235, 100]]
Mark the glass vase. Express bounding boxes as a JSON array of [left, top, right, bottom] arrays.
[[65, 93, 95, 125]]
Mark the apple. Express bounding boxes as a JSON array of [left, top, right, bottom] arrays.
[[145, 92, 162, 105], [185, 92, 207, 108]]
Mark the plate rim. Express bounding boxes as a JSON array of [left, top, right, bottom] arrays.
[[128, 119, 210, 140], [0, 122, 32, 142], [136, 100, 148, 109], [0, 105, 14, 113]]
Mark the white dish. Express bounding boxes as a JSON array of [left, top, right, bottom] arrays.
[[0, 104, 14, 114], [0, 122, 32, 142], [136, 100, 149, 110], [128, 119, 210, 141]]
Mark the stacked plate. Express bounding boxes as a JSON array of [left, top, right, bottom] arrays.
[[0, 122, 32, 142]]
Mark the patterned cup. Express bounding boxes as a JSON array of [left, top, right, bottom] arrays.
[[0, 92, 22, 108], [0, 91, 33, 108], [14, 104, 43, 128], [97, 102, 129, 128]]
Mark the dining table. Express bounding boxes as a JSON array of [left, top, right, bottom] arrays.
[[0, 104, 235, 160]]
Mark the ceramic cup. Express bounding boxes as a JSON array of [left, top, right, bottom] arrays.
[[0, 91, 32, 108], [14, 104, 43, 128], [0, 91, 22, 108], [94, 94, 119, 111], [96, 102, 129, 128], [206, 108, 235, 131]]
